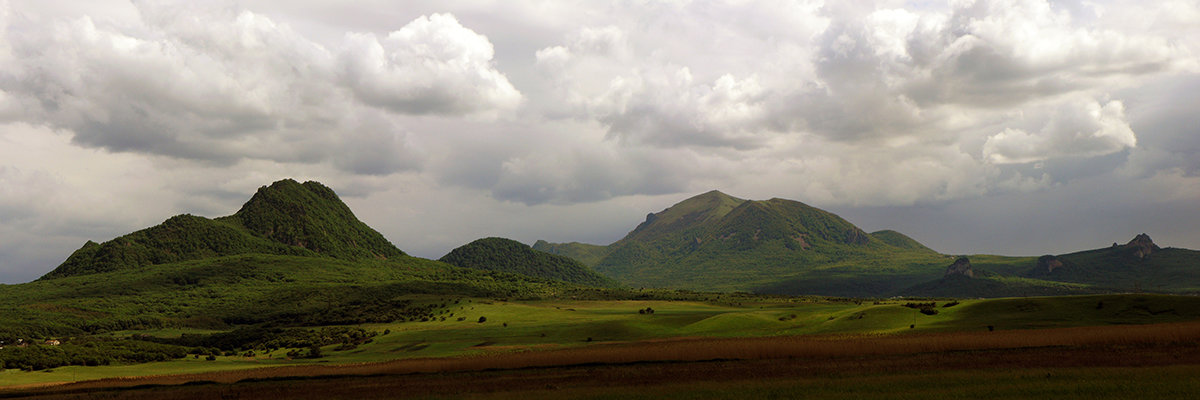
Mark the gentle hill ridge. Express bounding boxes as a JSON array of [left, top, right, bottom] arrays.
[[41, 179, 404, 280], [1019, 233, 1200, 293], [531, 240, 610, 266], [440, 237, 614, 287]]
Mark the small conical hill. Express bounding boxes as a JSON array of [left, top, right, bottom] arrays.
[[440, 237, 614, 287]]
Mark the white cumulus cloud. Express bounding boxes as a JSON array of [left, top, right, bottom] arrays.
[[983, 98, 1136, 164], [337, 13, 521, 116]]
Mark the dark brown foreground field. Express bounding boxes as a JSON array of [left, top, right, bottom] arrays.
[[6, 321, 1200, 399]]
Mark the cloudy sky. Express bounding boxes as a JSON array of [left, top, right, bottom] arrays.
[[1, 0, 1198, 283]]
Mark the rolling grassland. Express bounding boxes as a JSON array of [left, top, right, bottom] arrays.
[[5, 320, 1200, 399], [4, 293, 1200, 398]]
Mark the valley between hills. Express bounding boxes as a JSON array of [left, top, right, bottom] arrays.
[[2, 179, 1199, 398]]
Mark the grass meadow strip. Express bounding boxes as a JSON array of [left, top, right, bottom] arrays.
[[21, 319, 1200, 393]]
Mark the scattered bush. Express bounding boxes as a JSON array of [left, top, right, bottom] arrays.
[[141, 326, 379, 353], [903, 302, 939, 316], [902, 302, 937, 309]]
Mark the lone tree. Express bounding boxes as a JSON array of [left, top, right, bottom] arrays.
[[478, 316, 487, 323]]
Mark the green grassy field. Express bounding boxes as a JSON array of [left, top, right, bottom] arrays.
[[5, 293, 1200, 388]]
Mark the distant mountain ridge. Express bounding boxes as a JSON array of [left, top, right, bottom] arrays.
[[897, 233, 1200, 297], [1019, 233, 1200, 292], [35, 181, 1200, 298], [41, 179, 404, 280], [536, 191, 1200, 297]]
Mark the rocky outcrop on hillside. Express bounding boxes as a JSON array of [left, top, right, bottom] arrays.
[[1126, 233, 1160, 259], [945, 257, 974, 278], [1034, 255, 1065, 274]]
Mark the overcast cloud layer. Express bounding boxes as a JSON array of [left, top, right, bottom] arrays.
[[1, 0, 1198, 283]]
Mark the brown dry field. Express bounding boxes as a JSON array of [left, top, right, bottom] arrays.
[[5, 321, 1200, 399]]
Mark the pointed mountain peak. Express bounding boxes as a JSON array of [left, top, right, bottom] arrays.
[[671, 190, 743, 211], [238, 179, 339, 212], [232, 179, 404, 260], [1127, 233, 1156, 247], [1123, 233, 1160, 259], [695, 189, 736, 199], [625, 190, 746, 242]]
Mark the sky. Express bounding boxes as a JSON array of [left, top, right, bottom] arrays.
[[1, 0, 1198, 283]]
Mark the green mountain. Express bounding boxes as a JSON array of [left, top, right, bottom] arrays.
[[535, 191, 1200, 298], [440, 237, 615, 287], [41, 180, 403, 280], [5, 180, 576, 339], [539, 191, 949, 295]]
